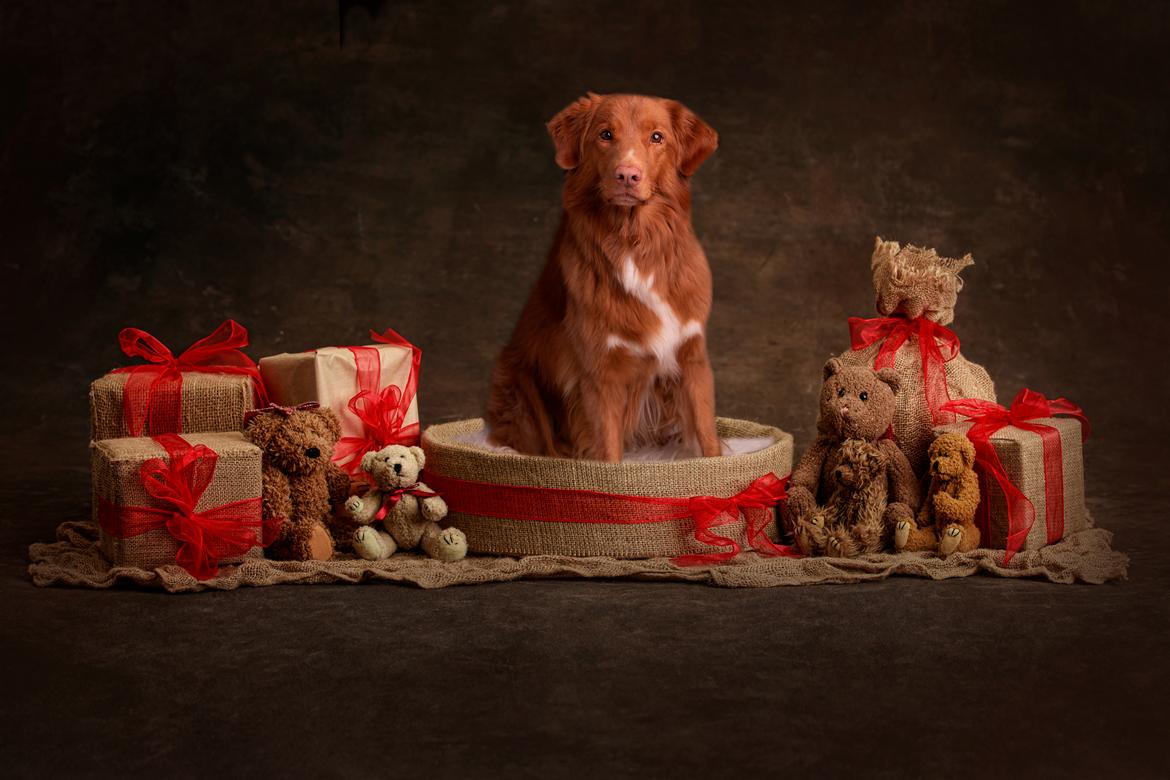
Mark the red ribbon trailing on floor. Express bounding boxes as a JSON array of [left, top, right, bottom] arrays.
[[423, 470, 798, 566], [940, 389, 1089, 564], [372, 483, 440, 522], [333, 327, 423, 476], [96, 433, 265, 580], [110, 320, 268, 436], [849, 315, 961, 424]]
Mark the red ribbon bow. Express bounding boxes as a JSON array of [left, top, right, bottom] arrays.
[[242, 401, 321, 427], [371, 482, 440, 522], [940, 389, 1089, 563], [96, 433, 264, 579], [333, 327, 422, 476], [849, 315, 961, 424], [110, 320, 269, 436], [422, 470, 798, 566]]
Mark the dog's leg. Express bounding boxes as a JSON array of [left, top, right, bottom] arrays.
[[676, 337, 720, 457]]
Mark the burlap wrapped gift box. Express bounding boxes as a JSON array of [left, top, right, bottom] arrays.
[[421, 418, 793, 559], [92, 432, 264, 572], [259, 339, 419, 469], [90, 372, 257, 441], [933, 416, 1087, 552]]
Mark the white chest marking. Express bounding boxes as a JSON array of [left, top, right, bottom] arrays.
[[606, 256, 702, 375]]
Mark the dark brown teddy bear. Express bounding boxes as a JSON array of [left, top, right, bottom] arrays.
[[895, 432, 981, 557], [798, 438, 889, 558], [243, 403, 353, 561], [782, 358, 921, 552]]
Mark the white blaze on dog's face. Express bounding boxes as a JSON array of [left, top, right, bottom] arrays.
[[547, 93, 718, 208]]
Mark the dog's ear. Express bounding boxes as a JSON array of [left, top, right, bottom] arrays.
[[668, 101, 718, 176], [547, 93, 602, 170]]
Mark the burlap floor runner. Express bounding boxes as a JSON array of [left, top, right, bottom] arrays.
[[28, 517, 1127, 592]]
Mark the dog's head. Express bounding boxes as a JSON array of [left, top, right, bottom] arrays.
[[547, 93, 717, 209]]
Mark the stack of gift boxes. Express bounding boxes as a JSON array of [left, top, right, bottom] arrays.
[[88, 321, 420, 580]]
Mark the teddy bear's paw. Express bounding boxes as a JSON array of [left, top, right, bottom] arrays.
[[353, 526, 395, 561], [825, 531, 857, 559], [344, 495, 364, 519], [938, 525, 963, 557], [826, 535, 842, 558], [427, 527, 468, 563], [894, 520, 911, 551], [808, 512, 825, 530]]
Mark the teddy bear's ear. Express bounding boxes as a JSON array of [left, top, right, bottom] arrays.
[[876, 367, 901, 394], [822, 357, 844, 380], [311, 407, 341, 440], [408, 445, 426, 469], [360, 451, 379, 473], [960, 435, 976, 467], [243, 412, 281, 451]]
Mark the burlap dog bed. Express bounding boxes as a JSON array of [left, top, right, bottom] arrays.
[[420, 417, 792, 559]]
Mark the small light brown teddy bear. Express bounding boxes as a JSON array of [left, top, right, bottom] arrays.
[[243, 403, 353, 561], [783, 358, 921, 548], [797, 438, 890, 558], [894, 432, 981, 557], [344, 444, 468, 562]]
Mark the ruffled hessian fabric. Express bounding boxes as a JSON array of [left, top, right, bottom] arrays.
[[29, 517, 1127, 593]]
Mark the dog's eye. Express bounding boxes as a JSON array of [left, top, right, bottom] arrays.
[[837, 388, 845, 398], [650, 131, 664, 144], [599, 129, 613, 141], [859, 391, 869, 401]]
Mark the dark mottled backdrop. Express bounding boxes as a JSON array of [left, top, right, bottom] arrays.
[[2, 2, 1167, 777]]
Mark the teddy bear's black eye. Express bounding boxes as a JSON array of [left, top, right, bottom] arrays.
[[859, 391, 869, 401], [837, 388, 846, 398]]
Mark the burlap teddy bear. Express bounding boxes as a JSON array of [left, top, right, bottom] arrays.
[[895, 432, 981, 557], [243, 403, 353, 561], [783, 358, 921, 555], [798, 438, 889, 558], [344, 444, 468, 562]]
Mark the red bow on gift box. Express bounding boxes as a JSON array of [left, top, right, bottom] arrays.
[[423, 470, 797, 566], [111, 320, 269, 436], [333, 327, 422, 476], [96, 433, 266, 580], [849, 315, 961, 424], [940, 389, 1090, 563]]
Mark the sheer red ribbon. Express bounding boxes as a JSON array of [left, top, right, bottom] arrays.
[[372, 483, 440, 522], [96, 433, 265, 580], [333, 327, 422, 475], [940, 389, 1089, 563], [849, 316, 961, 424], [423, 470, 798, 566], [110, 320, 268, 436]]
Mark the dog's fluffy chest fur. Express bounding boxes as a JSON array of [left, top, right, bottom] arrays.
[[605, 255, 703, 375]]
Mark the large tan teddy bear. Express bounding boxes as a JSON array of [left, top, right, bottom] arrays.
[[895, 432, 981, 557], [783, 358, 921, 556], [344, 444, 468, 562]]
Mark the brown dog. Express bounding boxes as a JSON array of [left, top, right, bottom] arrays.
[[485, 93, 721, 461]]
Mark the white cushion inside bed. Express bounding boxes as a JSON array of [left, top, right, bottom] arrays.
[[457, 429, 774, 462]]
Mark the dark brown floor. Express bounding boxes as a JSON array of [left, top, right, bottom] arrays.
[[2, 2, 1168, 777]]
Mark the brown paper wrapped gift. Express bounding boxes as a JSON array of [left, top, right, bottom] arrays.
[[933, 414, 1087, 554], [92, 432, 264, 577], [259, 330, 420, 474], [90, 372, 257, 440]]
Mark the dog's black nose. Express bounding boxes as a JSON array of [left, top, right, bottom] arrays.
[[305, 447, 320, 459], [393, 462, 402, 474]]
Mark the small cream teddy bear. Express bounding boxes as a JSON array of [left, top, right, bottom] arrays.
[[344, 444, 468, 562]]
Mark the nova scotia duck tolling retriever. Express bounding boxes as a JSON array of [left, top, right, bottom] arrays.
[[486, 92, 721, 462]]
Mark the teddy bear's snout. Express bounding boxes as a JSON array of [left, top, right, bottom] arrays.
[[392, 462, 402, 474], [305, 447, 321, 459]]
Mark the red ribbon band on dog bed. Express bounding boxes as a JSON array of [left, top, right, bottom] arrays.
[[111, 319, 269, 437], [423, 470, 798, 566], [333, 327, 423, 475], [97, 433, 266, 580], [849, 315, 960, 424], [940, 389, 1089, 563]]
